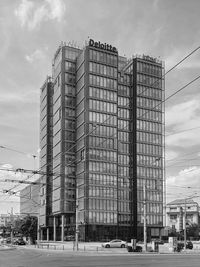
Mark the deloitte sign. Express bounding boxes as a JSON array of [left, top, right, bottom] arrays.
[[89, 39, 118, 53]]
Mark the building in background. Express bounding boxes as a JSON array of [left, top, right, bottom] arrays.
[[166, 199, 199, 232], [0, 210, 19, 237], [20, 183, 40, 216], [38, 39, 165, 241], [0, 213, 19, 227]]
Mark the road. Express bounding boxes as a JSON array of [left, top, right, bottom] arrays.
[[1, 247, 200, 267]]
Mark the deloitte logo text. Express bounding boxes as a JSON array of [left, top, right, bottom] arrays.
[[89, 39, 118, 53]]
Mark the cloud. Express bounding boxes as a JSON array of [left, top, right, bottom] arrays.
[[166, 166, 200, 203], [25, 48, 46, 63], [166, 129, 200, 148], [165, 46, 200, 70], [165, 99, 200, 147], [153, 0, 159, 10], [14, 0, 34, 27], [165, 150, 178, 161], [153, 27, 162, 47], [166, 99, 200, 127], [0, 163, 13, 170], [15, 0, 66, 30]]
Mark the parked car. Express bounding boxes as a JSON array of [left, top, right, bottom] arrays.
[[127, 245, 142, 252], [102, 239, 127, 248], [176, 241, 193, 251], [13, 239, 26, 245], [186, 241, 193, 249], [152, 239, 164, 245], [6, 237, 11, 244], [176, 242, 184, 251], [64, 235, 75, 241]]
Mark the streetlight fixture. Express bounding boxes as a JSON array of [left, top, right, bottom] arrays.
[[74, 202, 79, 251], [143, 157, 162, 252], [143, 182, 147, 252]]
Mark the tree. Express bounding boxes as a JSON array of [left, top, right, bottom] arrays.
[[19, 215, 38, 244], [186, 223, 199, 240]]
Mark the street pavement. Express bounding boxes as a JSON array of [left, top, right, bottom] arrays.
[[1, 247, 200, 267]]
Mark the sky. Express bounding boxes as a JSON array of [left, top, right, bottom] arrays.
[[0, 0, 200, 214]]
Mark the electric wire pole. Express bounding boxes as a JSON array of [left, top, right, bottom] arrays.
[[143, 182, 147, 252], [74, 185, 79, 251], [184, 199, 187, 250]]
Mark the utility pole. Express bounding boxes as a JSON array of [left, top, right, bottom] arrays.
[[143, 182, 147, 252], [37, 213, 40, 244], [184, 199, 187, 250], [10, 207, 14, 245], [74, 187, 79, 251]]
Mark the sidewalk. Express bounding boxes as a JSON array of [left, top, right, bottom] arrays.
[[0, 244, 16, 251], [21, 242, 200, 256], [25, 241, 129, 254]]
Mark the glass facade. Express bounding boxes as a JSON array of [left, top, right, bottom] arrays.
[[39, 41, 165, 242], [135, 59, 163, 227], [39, 77, 53, 228], [81, 48, 119, 238], [51, 46, 80, 228]]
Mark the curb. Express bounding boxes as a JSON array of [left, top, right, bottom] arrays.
[[18, 245, 200, 256], [0, 246, 16, 251]]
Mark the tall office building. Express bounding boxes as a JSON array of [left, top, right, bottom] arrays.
[[39, 39, 165, 242]]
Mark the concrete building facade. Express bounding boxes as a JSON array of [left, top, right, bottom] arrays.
[[166, 199, 199, 232], [20, 183, 40, 216]]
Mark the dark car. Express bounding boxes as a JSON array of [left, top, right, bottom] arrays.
[[152, 239, 164, 245], [176, 242, 184, 252], [127, 245, 142, 252], [64, 235, 75, 241], [176, 241, 193, 251], [186, 241, 193, 249], [157, 240, 164, 245], [6, 237, 11, 244], [14, 239, 26, 245]]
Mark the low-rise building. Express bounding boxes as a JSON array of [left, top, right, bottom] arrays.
[[0, 214, 19, 227], [166, 199, 199, 232], [20, 182, 40, 216]]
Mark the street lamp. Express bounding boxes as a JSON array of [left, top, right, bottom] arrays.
[[74, 202, 79, 251], [143, 157, 162, 252], [143, 182, 147, 252]]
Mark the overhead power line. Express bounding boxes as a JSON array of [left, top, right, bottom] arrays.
[[0, 168, 45, 175], [0, 179, 46, 186], [5, 45, 200, 196], [164, 46, 200, 75], [165, 75, 200, 102], [0, 145, 37, 158], [37, 45, 200, 171], [0, 189, 41, 207], [166, 125, 200, 137]]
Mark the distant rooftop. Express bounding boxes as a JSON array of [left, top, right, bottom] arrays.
[[167, 198, 197, 205]]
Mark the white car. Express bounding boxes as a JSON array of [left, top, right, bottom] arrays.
[[102, 239, 127, 248]]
